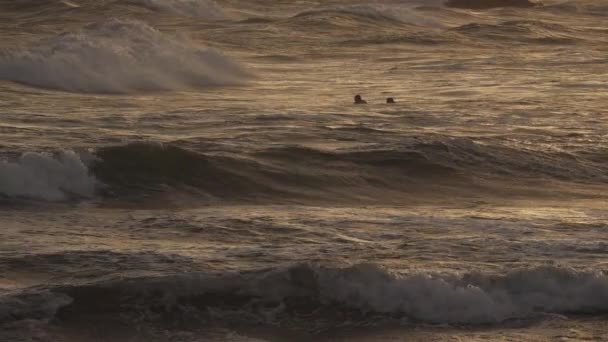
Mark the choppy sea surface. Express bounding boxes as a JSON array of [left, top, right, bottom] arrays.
[[1, 0, 607, 340]]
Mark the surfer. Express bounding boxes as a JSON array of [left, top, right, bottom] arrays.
[[386, 97, 395, 104], [354, 95, 367, 104]]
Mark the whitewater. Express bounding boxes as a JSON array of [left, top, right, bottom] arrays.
[[1, 0, 607, 341]]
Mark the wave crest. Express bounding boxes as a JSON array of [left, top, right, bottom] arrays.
[[3, 136, 607, 203], [0, 19, 249, 93], [0, 150, 96, 201], [5, 264, 608, 326]]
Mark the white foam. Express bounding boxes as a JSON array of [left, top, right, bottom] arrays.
[[89, 263, 608, 324], [208, 263, 608, 323], [0, 151, 96, 201], [0, 19, 248, 93], [310, 264, 608, 323], [131, 0, 224, 19]]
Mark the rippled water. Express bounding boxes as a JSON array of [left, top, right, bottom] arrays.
[[1, 0, 607, 341]]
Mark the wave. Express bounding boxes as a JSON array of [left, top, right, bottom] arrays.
[[541, 0, 608, 16], [4, 137, 607, 202], [339, 32, 453, 46], [0, 0, 222, 19], [91, 142, 287, 201], [0, 150, 96, 201], [0, 0, 80, 11], [121, 0, 224, 19], [292, 7, 402, 24], [4, 263, 608, 327], [91, 136, 608, 200], [90, 141, 469, 203], [453, 20, 580, 44], [90, 139, 608, 203], [0, 19, 249, 93], [445, 0, 538, 10], [288, 4, 443, 29], [258, 138, 608, 183]]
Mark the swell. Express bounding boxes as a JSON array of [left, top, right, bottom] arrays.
[[88, 139, 608, 202], [284, 4, 442, 31], [339, 32, 453, 46], [541, 0, 608, 16], [91, 142, 290, 201], [2, 0, 601, 51], [291, 7, 404, 25], [445, 0, 539, 10], [90, 141, 463, 202], [2, 139, 608, 203], [452, 19, 582, 44], [279, 6, 591, 46], [91, 142, 457, 203], [4, 263, 608, 327]]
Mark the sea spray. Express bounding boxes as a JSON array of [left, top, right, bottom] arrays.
[[0, 19, 249, 93], [5, 264, 607, 325], [0, 150, 96, 201]]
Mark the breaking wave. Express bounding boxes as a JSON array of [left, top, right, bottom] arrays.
[[4, 263, 608, 327], [0, 19, 249, 93], [0, 150, 96, 201], [4, 137, 607, 202]]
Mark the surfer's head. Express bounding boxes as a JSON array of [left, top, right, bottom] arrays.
[[354, 95, 367, 104]]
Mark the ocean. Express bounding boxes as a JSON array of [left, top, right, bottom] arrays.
[[1, 0, 608, 341]]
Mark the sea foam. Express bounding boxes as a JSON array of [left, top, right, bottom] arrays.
[[0, 19, 248, 93], [31, 263, 608, 325], [0, 151, 96, 201]]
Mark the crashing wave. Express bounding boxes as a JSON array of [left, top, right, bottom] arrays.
[[0, 150, 96, 201], [0, 19, 249, 93], [7, 136, 606, 203], [3, 136, 606, 203], [4, 263, 608, 326]]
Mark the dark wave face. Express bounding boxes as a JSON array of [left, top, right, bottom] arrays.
[[92, 138, 608, 203]]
